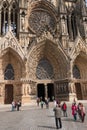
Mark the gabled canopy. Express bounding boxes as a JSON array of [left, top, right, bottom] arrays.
[[0, 31, 26, 61]]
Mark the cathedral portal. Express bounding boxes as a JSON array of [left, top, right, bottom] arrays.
[[5, 84, 13, 104], [0, 0, 87, 104], [37, 83, 55, 101]]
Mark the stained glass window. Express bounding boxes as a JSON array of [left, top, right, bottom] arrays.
[[36, 58, 54, 79], [4, 64, 14, 80], [73, 65, 81, 79]]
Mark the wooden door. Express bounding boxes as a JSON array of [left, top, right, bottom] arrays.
[[75, 83, 82, 100], [5, 84, 13, 104]]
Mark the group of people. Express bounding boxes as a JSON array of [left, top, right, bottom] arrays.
[[71, 102, 86, 122], [53, 99, 86, 129], [36, 97, 50, 109], [11, 100, 21, 111], [36, 97, 86, 129]]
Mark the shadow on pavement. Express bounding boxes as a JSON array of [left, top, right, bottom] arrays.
[[38, 125, 56, 129], [62, 118, 81, 123], [48, 115, 54, 118]]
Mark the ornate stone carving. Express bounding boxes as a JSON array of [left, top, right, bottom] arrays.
[[28, 9, 56, 37], [36, 58, 54, 79], [0, 31, 26, 61]]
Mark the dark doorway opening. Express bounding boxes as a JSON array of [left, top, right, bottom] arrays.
[[47, 83, 54, 101], [75, 83, 82, 100], [5, 84, 13, 104], [37, 84, 45, 101]]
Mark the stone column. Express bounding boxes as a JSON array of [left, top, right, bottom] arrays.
[[68, 60, 73, 79], [22, 84, 25, 96], [8, 8, 11, 31], [0, 10, 1, 35], [44, 84, 48, 98], [68, 14, 73, 40], [3, 10, 6, 34]]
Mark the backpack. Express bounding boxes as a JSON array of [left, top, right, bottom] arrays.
[[62, 104, 67, 110]]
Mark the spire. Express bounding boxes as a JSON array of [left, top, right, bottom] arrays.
[[59, 0, 66, 13]]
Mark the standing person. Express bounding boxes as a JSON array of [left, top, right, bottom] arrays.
[[80, 103, 86, 122], [53, 104, 62, 129], [71, 103, 77, 121], [40, 100, 44, 109], [62, 102, 67, 117], [36, 97, 40, 106], [17, 101, 21, 111], [77, 102, 82, 120], [11, 100, 16, 111], [45, 98, 49, 109], [53, 99, 57, 107]]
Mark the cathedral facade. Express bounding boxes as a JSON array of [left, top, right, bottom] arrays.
[[0, 0, 87, 104]]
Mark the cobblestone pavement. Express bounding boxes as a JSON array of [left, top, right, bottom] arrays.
[[0, 101, 87, 130]]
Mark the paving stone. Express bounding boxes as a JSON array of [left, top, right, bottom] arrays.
[[0, 102, 87, 130]]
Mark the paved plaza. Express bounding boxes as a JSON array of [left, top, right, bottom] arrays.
[[0, 101, 87, 130]]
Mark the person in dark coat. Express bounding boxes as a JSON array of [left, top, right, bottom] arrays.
[[53, 104, 62, 129], [17, 101, 21, 111]]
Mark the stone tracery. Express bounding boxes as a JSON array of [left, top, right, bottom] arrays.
[[28, 9, 56, 37]]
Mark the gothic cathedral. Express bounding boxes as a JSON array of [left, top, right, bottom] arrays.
[[0, 0, 87, 104]]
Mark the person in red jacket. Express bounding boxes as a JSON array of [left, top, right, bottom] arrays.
[[62, 102, 67, 117], [71, 103, 77, 121]]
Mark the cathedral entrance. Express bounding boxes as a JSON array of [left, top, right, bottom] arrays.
[[47, 83, 54, 101], [37, 84, 45, 100], [4, 84, 13, 104], [75, 83, 82, 100]]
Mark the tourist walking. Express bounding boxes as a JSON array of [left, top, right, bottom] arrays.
[[53, 99, 57, 107], [45, 98, 49, 109], [53, 104, 62, 129], [40, 100, 44, 109], [80, 103, 86, 122], [77, 102, 82, 120], [71, 103, 77, 121], [62, 102, 67, 117], [11, 100, 16, 111], [36, 97, 40, 106]]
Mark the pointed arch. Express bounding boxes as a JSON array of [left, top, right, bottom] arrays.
[[73, 65, 81, 79], [0, 0, 19, 37], [71, 12, 78, 40], [1, 1, 9, 35], [27, 39, 69, 80], [10, 1, 18, 36]]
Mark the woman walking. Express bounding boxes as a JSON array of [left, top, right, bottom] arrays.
[[71, 103, 77, 121], [80, 103, 86, 122]]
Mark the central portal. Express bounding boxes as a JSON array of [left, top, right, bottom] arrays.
[[37, 83, 55, 101], [37, 84, 45, 100], [47, 83, 54, 101]]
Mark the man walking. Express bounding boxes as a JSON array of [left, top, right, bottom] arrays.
[[53, 104, 62, 129]]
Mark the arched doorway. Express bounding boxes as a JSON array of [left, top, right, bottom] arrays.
[[37, 84, 45, 100], [75, 83, 82, 100], [47, 83, 54, 101], [4, 84, 13, 104]]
